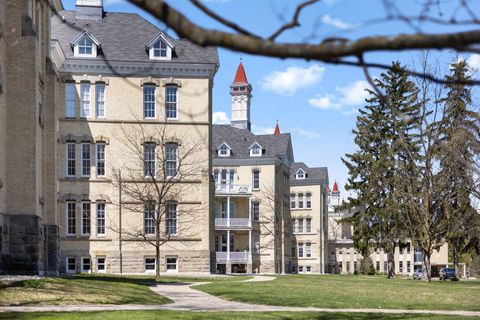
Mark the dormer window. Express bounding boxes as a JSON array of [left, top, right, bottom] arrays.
[[249, 142, 263, 157], [71, 30, 100, 58], [296, 169, 306, 179], [147, 33, 174, 61], [217, 142, 231, 157]]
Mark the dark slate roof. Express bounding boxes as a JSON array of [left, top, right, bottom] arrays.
[[290, 162, 328, 186], [212, 125, 293, 162], [51, 10, 219, 64]]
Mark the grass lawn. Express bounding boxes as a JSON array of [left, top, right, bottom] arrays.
[[0, 311, 477, 320], [0, 274, 247, 307], [197, 275, 480, 311]]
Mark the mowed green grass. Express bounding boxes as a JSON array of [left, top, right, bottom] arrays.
[[0, 311, 477, 320], [0, 274, 247, 307], [197, 275, 480, 311]]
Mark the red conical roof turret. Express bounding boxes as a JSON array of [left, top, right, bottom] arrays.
[[274, 121, 280, 136], [332, 181, 339, 193], [233, 62, 248, 84]]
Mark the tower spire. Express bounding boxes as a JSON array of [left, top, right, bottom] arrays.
[[230, 60, 252, 130], [274, 120, 280, 136]]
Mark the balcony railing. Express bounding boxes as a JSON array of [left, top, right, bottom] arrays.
[[216, 251, 251, 262], [215, 184, 251, 195], [215, 218, 251, 229]]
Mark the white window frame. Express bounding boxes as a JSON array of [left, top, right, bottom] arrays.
[[218, 143, 231, 157], [306, 242, 312, 258], [81, 143, 91, 178], [80, 83, 91, 118], [165, 202, 177, 236], [165, 256, 178, 272], [144, 257, 156, 273], [252, 169, 260, 190], [95, 83, 106, 118], [66, 143, 76, 177], [96, 143, 106, 177], [165, 143, 178, 178], [144, 143, 156, 178], [66, 257, 76, 273], [96, 202, 106, 236], [148, 38, 173, 60], [298, 218, 304, 233], [81, 257, 91, 273], [298, 193, 304, 209], [249, 142, 262, 157], [96, 256, 106, 273], [306, 193, 312, 208], [252, 201, 260, 221], [65, 83, 76, 118], [306, 218, 312, 233], [165, 85, 178, 120], [143, 85, 156, 119], [306, 266, 312, 273], [290, 193, 296, 209], [298, 242, 304, 258], [74, 35, 97, 57], [295, 169, 306, 180], [66, 201, 76, 236], [81, 201, 91, 236], [144, 203, 156, 235]]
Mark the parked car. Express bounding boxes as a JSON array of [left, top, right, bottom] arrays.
[[439, 268, 459, 281], [413, 269, 423, 280]]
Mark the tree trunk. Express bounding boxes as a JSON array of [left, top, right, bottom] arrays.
[[387, 245, 396, 279], [453, 246, 459, 279], [422, 251, 432, 282], [156, 244, 160, 281]]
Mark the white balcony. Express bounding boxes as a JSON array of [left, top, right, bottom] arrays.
[[215, 218, 251, 229], [215, 184, 251, 196], [216, 251, 251, 263]]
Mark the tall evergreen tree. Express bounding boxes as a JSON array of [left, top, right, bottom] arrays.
[[438, 60, 480, 278]]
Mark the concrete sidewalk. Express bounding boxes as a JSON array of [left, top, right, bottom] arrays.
[[1, 276, 479, 317]]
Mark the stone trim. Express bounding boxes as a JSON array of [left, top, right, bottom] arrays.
[[58, 134, 110, 144], [94, 135, 110, 144], [161, 77, 182, 87], [213, 158, 281, 167], [59, 118, 210, 126], [140, 76, 161, 87], [60, 74, 109, 85], [58, 194, 112, 202]]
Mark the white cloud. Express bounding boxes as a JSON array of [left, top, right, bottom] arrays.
[[261, 65, 325, 96], [290, 127, 321, 139], [320, 14, 356, 30], [309, 80, 371, 116], [212, 111, 230, 124], [252, 125, 276, 135], [466, 54, 480, 73]]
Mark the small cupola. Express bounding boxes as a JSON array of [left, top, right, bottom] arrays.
[[75, 0, 104, 20]]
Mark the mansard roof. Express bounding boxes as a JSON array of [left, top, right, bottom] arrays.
[[52, 11, 219, 64], [290, 162, 329, 186], [212, 125, 293, 163]]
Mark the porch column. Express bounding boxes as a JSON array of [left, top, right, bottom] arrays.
[[227, 196, 231, 227], [248, 197, 252, 227], [227, 230, 231, 262], [249, 229, 252, 262]]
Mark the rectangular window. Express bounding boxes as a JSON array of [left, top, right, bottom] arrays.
[[80, 83, 90, 118], [66, 83, 76, 117], [339, 261, 343, 273], [81, 202, 91, 235], [67, 257, 76, 273], [96, 257, 106, 273], [144, 85, 156, 118], [165, 143, 178, 177], [376, 261, 380, 272], [66, 202, 76, 236], [298, 218, 304, 233], [253, 235, 260, 254], [299, 266, 304, 273], [144, 203, 156, 235], [252, 170, 260, 189], [290, 193, 296, 209], [407, 245, 411, 254], [407, 261, 411, 273], [166, 256, 178, 272], [306, 266, 311, 273], [354, 261, 358, 272], [95, 84, 105, 117], [144, 143, 156, 178], [165, 86, 178, 119], [166, 202, 177, 235], [306, 218, 312, 233], [291, 241, 296, 257], [96, 143, 106, 177], [66, 143, 76, 177], [81, 143, 91, 177], [298, 193, 304, 209], [399, 261, 403, 273], [96, 202, 106, 236], [306, 193, 312, 208], [81, 257, 91, 273], [145, 257, 156, 273], [298, 243, 304, 258], [252, 201, 260, 221], [306, 242, 312, 257]]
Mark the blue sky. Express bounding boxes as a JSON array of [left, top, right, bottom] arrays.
[[63, 0, 480, 199]]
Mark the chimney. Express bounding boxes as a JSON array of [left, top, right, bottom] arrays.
[[76, 0, 104, 20]]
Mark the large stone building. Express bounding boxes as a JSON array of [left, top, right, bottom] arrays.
[[212, 63, 294, 274], [290, 163, 329, 274], [49, 0, 218, 274], [0, 0, 63, 275]]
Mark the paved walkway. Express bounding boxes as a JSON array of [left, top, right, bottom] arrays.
[[1, 276, 479, 317]]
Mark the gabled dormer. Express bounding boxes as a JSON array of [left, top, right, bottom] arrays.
[[295, 168, 306, 179], [146, 33, 175, 60], [217, 142, 231, 157], [249, 141, 263, 157], [71, 30, 101, 58]]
